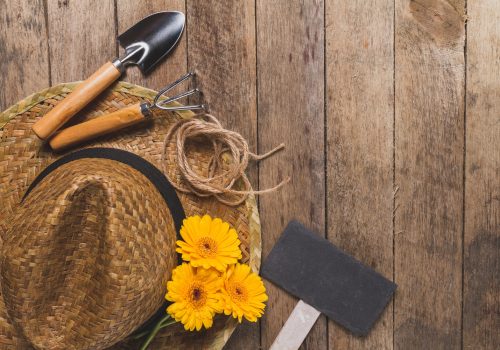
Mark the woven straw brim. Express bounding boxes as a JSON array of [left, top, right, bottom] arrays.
[[0, 82, 261, 350]]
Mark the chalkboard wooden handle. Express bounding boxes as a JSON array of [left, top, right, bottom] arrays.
[[32, 62, 122, 140], [49, 103, 146, 151], [269, 300, 321, 350]]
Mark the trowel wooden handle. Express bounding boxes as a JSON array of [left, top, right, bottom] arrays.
[[49, 103, 146, 151], [32, 62, 122, 140]]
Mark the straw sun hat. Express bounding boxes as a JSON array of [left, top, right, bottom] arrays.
[[0, 82, 261, 349]]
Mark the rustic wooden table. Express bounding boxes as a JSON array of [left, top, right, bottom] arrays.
[[1, 1, 498, 349]]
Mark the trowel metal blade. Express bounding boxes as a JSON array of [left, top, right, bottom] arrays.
[[118, 11, 185, 73]]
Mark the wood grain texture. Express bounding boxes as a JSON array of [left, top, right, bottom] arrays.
[[187, 0, 258, 188], [257, 0, 326, 349], [47, 0, 116, 84], [116, 0, 187, 90], [3, 1, 500, 349], [463, 2, 500, 349], [185, 2, 258, 348], [326, 0, 394, 349], [0, 0, 49, 111], [394, 0, 465, 348]]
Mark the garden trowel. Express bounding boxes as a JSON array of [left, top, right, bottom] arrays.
[[262, 220, 396, 350], [32, 11, 185, 140]]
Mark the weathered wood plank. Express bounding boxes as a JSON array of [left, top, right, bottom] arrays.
[[0, 0, 50, 110], [185, 2, 258, 348], [46, 0, 115, 84], [116, 0, 187, 90], [187, 0, 257, 188], [257, 0, 326, 349], [463, 2, 500, 349], [325, 0, 394, 349], [394, 0, 465, 348]]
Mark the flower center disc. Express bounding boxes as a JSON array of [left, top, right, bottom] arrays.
[[229, 282, 248, 303], [197, 237, 218, 258], [188, 283, 207, 308]]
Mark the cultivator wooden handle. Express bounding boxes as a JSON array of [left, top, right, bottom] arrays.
[[49, 103, 146, 151]]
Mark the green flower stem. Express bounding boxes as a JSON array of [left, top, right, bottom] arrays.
[[139, 314, 173, 350], [133, 315, 176, 340], [160, 318, 177, 328], [132, 329, 149, 340]]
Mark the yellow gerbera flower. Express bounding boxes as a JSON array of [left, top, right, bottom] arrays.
[[166, 263, 223, 331], [176, 215, 242, 272], [221, 263, 268, 322]]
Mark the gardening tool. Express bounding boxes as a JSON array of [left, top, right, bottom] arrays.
[[32, 11, 186, 140], [49, 72, 206, 151], [261, 221, 396, 350]]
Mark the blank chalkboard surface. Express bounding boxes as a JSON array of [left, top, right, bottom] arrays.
[[261, 220, 396, 336]]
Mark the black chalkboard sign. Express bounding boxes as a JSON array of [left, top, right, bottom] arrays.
[[262, 220, 396, 336]]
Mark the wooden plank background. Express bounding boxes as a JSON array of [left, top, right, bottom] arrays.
[[0, 1, 498, 349]]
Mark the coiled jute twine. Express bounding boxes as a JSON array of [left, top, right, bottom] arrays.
[[162, 113, 290, 206]]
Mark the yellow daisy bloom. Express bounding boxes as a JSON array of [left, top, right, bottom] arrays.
[[176, 215, 242, 272], [221, 263, 268, 322], [166, 263, 223, 331]]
